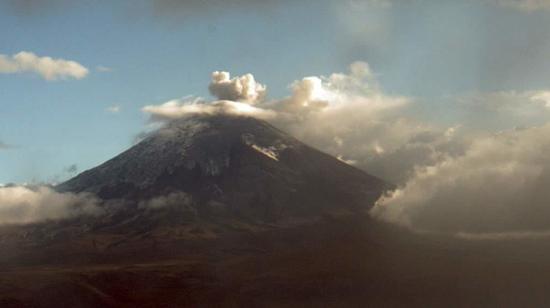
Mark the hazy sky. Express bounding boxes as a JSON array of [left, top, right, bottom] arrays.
[[2, 0, 550, 184]]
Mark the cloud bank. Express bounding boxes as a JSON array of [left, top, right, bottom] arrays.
[[371, 124, 550, 234], [0, 185, 103, 225], [0, 51, 88, 81], [266, 62, 468, 184]]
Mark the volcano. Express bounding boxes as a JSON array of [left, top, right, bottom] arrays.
[[58, 114, 388, 222], [4, 116, 550, 308], [0, 115, 402, 308]]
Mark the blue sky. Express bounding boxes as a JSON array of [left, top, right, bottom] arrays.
[[2, 0, 550, 183]]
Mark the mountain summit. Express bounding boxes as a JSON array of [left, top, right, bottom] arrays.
[[58, 115, 387, 221]]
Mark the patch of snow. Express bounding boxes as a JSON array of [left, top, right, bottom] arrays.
[[251, 144, 279, 161], [241, 133, 285, 162], [337, 155, 357, 165]]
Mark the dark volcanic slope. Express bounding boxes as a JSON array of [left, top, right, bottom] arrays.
[[58, 115, 387, 221]]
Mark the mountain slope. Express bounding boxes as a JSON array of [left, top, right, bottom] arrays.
[[58, 115, 388, 221]]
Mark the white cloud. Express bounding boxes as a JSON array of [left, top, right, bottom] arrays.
[[0, 51, 89, 81], [0, 185, 103, 225], [208, 71, 267, 104], [106, 105, 121, 113], [264, 62, 465, 184], [371, 124, 550, 235], [142, 97, 277, 121], [529, 90, 550, 108]]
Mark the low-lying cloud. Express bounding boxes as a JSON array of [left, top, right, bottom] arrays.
[[0, 185, 102, 225], [372, 124, 550, 234], [139, 191, 193, 210], [0, 51, 88, 81]]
